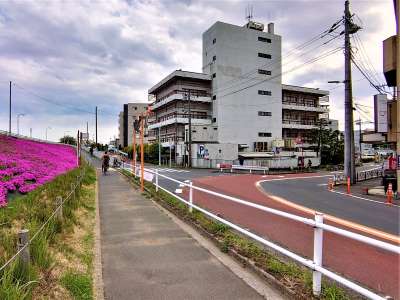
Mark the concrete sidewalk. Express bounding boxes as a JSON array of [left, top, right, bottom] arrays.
[[97, 167, 276, 299]]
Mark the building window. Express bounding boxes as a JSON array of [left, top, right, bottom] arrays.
[[258, 69, 271, 75], [212, 73, 216, 78], [258, 111, 272, 116], [258, 132, 272, 137], [212, 117, 216, 123], [258, 53, 272, 59], [258, 90, 272, 96], [258, 36, 271, 43], [212, 38, 216, 44], [212, 95, 216, 100], [212, 55, 216, 61]]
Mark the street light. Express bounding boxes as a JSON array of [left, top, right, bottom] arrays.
[[45, 126, 52, 141], [17, 113, 25, 135]]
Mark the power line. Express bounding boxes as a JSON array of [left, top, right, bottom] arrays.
[[11, 82, 119, 117], [218, 47, 342, 100], [351, 57, 389, 95], [13, 83, 95, 115], [211, 18, 344, 95]]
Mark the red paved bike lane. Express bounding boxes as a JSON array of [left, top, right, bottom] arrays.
[[185, 174, 399, 299]]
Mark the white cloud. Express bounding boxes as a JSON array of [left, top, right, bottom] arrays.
[[0, 0, 395, 142]]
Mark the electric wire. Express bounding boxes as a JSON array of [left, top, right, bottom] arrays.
[[211, 18, 344, 95]]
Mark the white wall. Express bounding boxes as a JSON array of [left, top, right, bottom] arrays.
[[203, 21, 282, 151]]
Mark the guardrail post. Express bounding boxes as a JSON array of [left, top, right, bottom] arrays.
[[189, 181, 193, 213], [18, 229, 30, 266], [155, 169, 159, 192], [56, 196, 63, 220], [313, 213, 324, 296]]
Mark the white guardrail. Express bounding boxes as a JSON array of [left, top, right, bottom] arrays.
[[120, 163, 399, 300]]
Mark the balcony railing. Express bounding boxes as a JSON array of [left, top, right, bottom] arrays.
[[282, 119, 317, 126], [155, 89, 211, 103], [149, 112, 211, 125]]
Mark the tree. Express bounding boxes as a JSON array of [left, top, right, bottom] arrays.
[[60, 135, 77, 145], [311, 128, 344, 165]]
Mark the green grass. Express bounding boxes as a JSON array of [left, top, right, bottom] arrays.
[[0, 160, 96, 299], [61, 271, 93, 300], [121, 168, 352, 300]]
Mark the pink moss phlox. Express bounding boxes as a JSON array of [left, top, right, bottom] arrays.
[[0, 135, 77, 206]]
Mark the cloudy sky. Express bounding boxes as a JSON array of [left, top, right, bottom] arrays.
[[0, 0, 396, 143]]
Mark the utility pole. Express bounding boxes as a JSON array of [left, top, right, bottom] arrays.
[[86, 121, 89, 138], [140, 115, 145, 192], [186, 90, 192, 168], [95, 106, 98, 145], [30, 128, 32, 138], [344, 0, 358, 184], [9, 81, 11, 135], [395, 0, 399, 197], [357, 118, 362, 157], [158, 127, 161, 166]]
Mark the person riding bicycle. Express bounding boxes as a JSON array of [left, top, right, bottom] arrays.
[[102, 151, 110, 174]]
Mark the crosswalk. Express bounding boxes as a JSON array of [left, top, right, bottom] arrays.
[[120, 163, 190, 174], [153, 168, 190, 173]]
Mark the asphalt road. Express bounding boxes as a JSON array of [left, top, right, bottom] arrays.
[[259, 176, 399, 235], [120, 163, 399, 235]]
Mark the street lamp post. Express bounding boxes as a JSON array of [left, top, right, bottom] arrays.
[[45, 127, 51, 141], [17, 113, 25, 135]]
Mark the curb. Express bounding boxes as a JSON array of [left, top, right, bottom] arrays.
[[93, 167, 105, 300]]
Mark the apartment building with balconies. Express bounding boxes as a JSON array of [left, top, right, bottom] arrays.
[[147, 70, 212, 163], [281, 84, 330, 148]]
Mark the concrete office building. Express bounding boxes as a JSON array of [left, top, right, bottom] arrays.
[[118, 103, 150, 148], [203, 21, 282, 152], [147, 19, 330, 165]]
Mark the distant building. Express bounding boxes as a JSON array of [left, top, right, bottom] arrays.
[[325, 119, 339, 132], [118, 103, 150, 148]]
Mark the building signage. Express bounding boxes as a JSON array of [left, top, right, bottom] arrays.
[[197, 144, 209, 159], [374, 94, 388, 133]]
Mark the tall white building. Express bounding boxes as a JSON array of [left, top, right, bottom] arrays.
[[202, 21, 282, 151]]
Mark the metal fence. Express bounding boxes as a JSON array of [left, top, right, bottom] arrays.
[[0, 167, 87, 274], [356, 167, 383, 182], [123, 164, 399, 300]]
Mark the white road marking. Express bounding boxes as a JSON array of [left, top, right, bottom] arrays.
[[175, 188, 183, 194], [158, 168, 190, 173], [317, 183, 328, 186], [329, 190, 400, 208]]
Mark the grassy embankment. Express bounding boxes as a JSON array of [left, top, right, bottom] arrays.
[[0, 161, 97, 300], [121, 169, 351, 300]]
